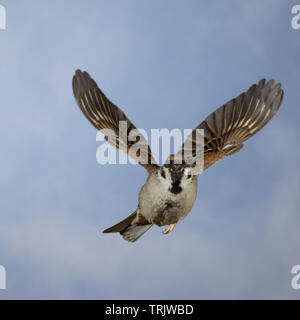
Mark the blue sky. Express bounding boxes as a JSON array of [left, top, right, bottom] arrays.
[[0, 0, 299, 299]]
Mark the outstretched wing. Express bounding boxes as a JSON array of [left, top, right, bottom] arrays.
[[177, 78, 284, 172], [72, 69, 157, 171]]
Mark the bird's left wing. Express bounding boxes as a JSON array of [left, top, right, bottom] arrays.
[[72, 70, 157, 172], [175, 78, 284, 174]]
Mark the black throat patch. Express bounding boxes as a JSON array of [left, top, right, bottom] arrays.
[[163, 160, 188, 195], [169, 181, 182, 194]]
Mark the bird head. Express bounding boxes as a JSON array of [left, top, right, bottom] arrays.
[[159, 157, 193, 194]]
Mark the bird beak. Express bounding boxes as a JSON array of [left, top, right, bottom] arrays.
[[171, 172, 182, 183]]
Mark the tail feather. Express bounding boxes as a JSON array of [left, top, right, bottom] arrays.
[[103, 211, 153, 242], [121, 224, 153, 242], [103, 212, 137, 233]]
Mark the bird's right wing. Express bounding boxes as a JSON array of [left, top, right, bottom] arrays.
[[72, 70, 158, 172], [177, 78, 284, 173]]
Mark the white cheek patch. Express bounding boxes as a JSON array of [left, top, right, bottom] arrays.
[[180, 168, 193, 187], [159, 169, 173, 189]]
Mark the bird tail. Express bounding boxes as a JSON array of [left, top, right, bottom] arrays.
[[103, 211, 153, 242]]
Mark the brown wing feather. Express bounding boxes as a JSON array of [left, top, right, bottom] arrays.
[[178, 78, 284, 172], [72, 70, 157, 171]]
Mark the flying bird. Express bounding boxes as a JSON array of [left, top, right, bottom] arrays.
[[72, 70, 283, 242]]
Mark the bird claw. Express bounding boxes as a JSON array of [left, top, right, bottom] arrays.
[[162, 224, 175, 235]]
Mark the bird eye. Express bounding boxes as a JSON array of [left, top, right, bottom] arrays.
[[161, 169, 166, 179]]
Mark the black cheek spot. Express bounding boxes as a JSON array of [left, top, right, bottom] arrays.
[[161, 169, 166, 179]]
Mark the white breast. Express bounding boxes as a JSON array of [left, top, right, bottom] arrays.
[[138, 172, 197, 226]]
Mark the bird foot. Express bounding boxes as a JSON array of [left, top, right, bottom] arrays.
[[162, 224, 175, 235]]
